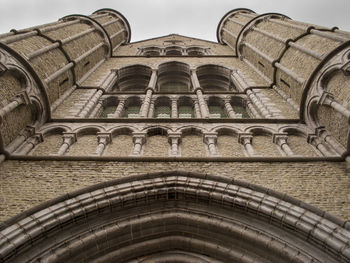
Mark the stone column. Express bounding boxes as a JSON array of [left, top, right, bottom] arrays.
[[101, 70, 118, 91], [0, 91, 30, 123], [245, 89, 272, 118], [191, 69, 209, 118], [308, 135, 335, 156], [140, 69, 157, 117], [54, 133, 77, 156], [204, 133, 219, 156], [140, 89, 153, 117], [6, 126, 35, 153], [94, 133, 111, 156], [224, 98, 237, 118], [148, 99, 155, 118], [109, 97, 126, 118], [171, 97, 178, 118], [168, 132, 181, 156], [319, 91, 350, 122], [239, 133, 259, 156], [90, 99, 104, 118], [316, 127, 344, 155], [131, 133, 146, 156], [273, 134, 294, 156], [16, 133, 43, 155], [78, 89, 104, 118], [193, 99, 202, 118]]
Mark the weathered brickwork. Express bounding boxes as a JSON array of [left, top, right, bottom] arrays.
[[327, 70, 350, 107], [31, 134, 62, 156], [104, 135, 133, 156], [217, 135, 243, 157], [52, 89, 87, 118], [180, 135, 206, 157], [66, 135, 97, 156], [0, 160, 349, 222], [252, 135, 281, 156], [0, 105, 32, 146], [317, 105, 349, 148], [143, 135, 169, 157], [113, 34, 234, 56], [287, 135, 319, 157], [0, 72, 22, 102], [259, 88, 298, 118]]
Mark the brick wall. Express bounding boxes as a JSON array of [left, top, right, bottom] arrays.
[[0, 160, 348, 222]]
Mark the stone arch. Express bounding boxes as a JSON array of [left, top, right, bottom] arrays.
[[1, 171, 348, 263], [153, 96, 171, 118], [113, 64, 152, 91], [215, 127, 244, 157], [104, 127, 134, 157], [178, 96, 195, 118], [97, 95, 119, 118], [67, 126, 103, 156], [229, 95, 251, 118], [157, 61, 191, 92], [248, 127, 282, 156], [122, 96, 142, 118], [31, 127, 66, 156], [207, 96, 227, 118], [280, 127, 320, 157], [196, 64, 235, 91], [143, 127, 169, 157], [180, 127, 206, 157], [139, 46, 162, 56], [164, 45, 183, 56]]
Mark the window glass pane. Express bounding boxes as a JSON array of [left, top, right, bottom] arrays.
[[178, 106, 193, 118], [155, 106, 171, 118], [209, 106, 227, 118], [99, 106, 117, 118], [232, 105, 250, 118], [160, 82, 187, 92], [122, 106, 140, 118]]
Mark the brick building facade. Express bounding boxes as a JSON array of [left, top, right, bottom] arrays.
[[0, 8, 350, 262]]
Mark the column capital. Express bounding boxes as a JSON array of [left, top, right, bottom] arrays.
[[0, 61, 8, 75], [203, 132, 218, 143], [132, 132, 146, 143], [97, 132, 111, 144], [170, 95, 178, 101], [272, 133, 288, 145], [307, 134, 318, 145], [318, 91, 333, 105], [194, 87, 203, 93], [21, 126, 36, 138], [16, 90, 30, 105], [145, 87, 155, 93], [62, 132, 77, 143], [238, 133, 253, 144]]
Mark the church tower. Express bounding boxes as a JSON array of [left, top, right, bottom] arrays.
[[1, 8, 350, 262]]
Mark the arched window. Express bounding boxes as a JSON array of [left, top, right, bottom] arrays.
[[230, 97, 250, 118], [113, 65, 152, 92], [165, 46, 183, 56], [122, 97, 141, 118], [98, 97, 118, 118], [196, 65, 235, 92], [208, 97, 227, 118], [154, 97, 171, 118], [157, 62, 191, 92], [178, 97, 194, 118]]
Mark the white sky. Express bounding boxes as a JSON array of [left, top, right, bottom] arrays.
[[0, 0, 349, 42]]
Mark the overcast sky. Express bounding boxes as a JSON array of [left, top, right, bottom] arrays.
[[0, 0, 349, 42]]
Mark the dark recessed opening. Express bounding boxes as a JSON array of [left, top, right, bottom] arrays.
[[280, 78, 290, 88], [84, 61, 90, 67], [59, 77, 69, 86], [258, 61, 265, 68]]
